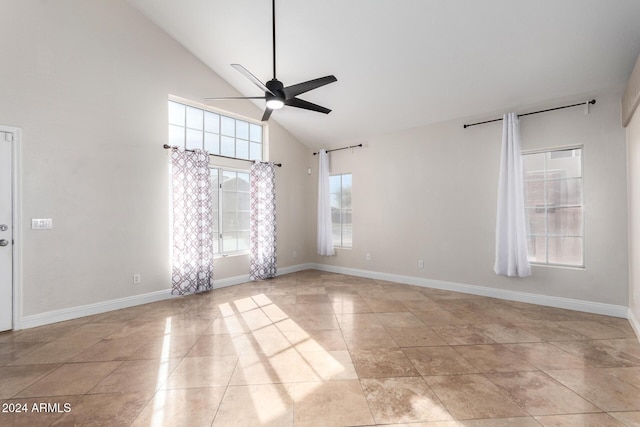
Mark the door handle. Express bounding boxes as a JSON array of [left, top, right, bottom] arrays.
[[0, 239, 9, 247]]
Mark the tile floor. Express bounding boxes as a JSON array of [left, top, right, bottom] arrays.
[[0, 269, 639, 426]]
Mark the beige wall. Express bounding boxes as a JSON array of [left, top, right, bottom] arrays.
[[624, 52, 640, 333], [0, 0, 631, 324], [314, 94, 629, 307], [628, 106, 640, 327], [0, 0, 313, 317]]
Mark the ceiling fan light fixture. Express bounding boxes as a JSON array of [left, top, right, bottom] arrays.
[[266, 98, 284, 110]]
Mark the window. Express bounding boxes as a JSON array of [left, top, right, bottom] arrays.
[[330, 173, 352, 248], [211, 168, 250, 255], [169, 99, 261, 256], [523, 147, 583, 267], [168, 100, 263, 161]]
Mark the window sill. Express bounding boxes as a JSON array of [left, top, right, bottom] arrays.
[[530, 262, 585, 271], [214, 252, 249, 259]]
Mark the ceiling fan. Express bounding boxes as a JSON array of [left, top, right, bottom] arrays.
[[204, 0, 337, 121]]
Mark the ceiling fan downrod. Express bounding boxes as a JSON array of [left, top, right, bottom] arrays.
[[272, 0, 277, 80]]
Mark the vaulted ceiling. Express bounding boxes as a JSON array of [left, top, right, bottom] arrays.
[[128, 0, 640, 148]]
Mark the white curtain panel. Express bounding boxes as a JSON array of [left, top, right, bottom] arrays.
[[317, 149, 335, 256], [250, 161, 277, 280], [494, 113, 532, 277], [170, 148, 215, 294]]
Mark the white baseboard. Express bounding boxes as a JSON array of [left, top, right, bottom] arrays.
[[16, 263, 317, 330], [17, 262, 631, 330], [278, 263, 317, 276], [309, 263, 629, 318], [18, 289, 174, 330], [212, 275, 251, 289], [211, 263, 316, 289], [629, 308, 640, 341]]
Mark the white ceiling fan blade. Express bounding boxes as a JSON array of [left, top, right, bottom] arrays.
[[231, 64, 274, 95]]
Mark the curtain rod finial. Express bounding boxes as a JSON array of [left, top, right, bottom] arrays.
[[585, 99, 595, 115]]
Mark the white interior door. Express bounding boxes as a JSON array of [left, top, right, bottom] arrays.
[[0, 132, 13, 331]]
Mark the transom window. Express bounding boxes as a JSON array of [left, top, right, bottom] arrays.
[[523, 147, 584, 267], [168, 100, 263, 161], [330, 173, 352, 248]]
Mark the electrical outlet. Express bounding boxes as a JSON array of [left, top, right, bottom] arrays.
[[133, 274, 141, 285], [418, 260, 424, 269], [292, 250, 298, 258], [366, 253, 371, 261]]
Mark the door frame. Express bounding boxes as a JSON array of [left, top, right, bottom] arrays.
[[0, 125, 22, 331]]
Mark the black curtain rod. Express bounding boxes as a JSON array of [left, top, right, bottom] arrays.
[[163, 144, 282, 167], [463, 99, 596, 129], [313, 143, 363, 156]]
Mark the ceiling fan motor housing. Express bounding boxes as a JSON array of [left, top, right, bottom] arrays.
[[266, 79, 285, 103]]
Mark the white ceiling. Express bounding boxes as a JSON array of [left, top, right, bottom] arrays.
[[128, 0, 640, 149]]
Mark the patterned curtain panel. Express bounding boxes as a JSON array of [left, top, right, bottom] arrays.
[[170, 148, 214, 294], [250, 162, 277, 280]]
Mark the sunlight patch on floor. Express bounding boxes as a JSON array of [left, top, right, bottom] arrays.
[[151, 317, 172, 426], [221, 293, 346, 425]]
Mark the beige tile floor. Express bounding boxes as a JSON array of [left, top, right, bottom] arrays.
[[0, 269, 639, 426]]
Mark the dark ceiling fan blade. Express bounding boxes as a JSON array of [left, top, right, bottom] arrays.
[[231, 64, 274, 95], [261, 108, 273, 121], [282, 75, 337, 100], [203, 96, 267, 100], [285, 97, 332, 114]]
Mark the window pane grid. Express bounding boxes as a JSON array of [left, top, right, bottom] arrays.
[[331, 173, 352, 248], [209, 168, 251, 256], [171, 100, 259, 256], [523, 148, 583, 267], [168, 100, 263, 161]]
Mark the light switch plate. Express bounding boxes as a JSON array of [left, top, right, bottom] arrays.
[[31, 219, 53, 230]]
